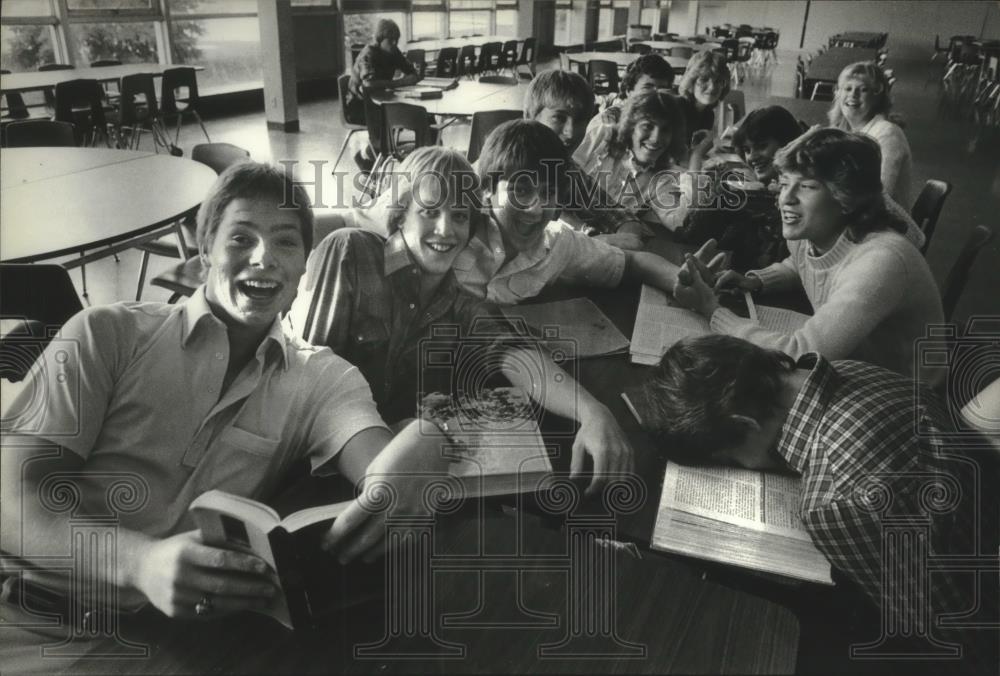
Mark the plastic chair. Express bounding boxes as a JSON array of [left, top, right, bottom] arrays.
[[0, 264, 83, 382], [515, 38, 538, 79], [0, 69, 30, 121], [942, 225, 994, 322], [406, 49, 427, 79], [161, 67, 210, 145], [38, 63, 73, 110], [910, 179, 953, 256], [457, 44, 478, 79], [477, 42, 503, 75], [332, 73, 367, 175], [720, 89, 745, 129], [144, 143, 251, 301], [113, 73, 169, 151], [588, 60, 620, 100], [54, 78, 109, 146], [435, 47, 459, 78], [629, 43, 653, 55], [383, 101, 433, 159], [467, 109, 522, 162], [3, 120, 76, 148], [810, 81, 835, 101], [500, 40, 519, 75]]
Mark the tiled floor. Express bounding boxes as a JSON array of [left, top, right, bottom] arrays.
[[46, 50, 998, 327]]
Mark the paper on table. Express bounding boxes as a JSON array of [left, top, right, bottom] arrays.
[[629, 285, 710, 364], [502, 297, 629, 358]]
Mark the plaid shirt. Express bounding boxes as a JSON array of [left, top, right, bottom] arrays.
[[778, 355, 998, 660], [286, 229, 515, 424]]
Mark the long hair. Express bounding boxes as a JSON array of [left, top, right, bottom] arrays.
[[677, 50, 731, 107], [732, 105, 804, 151], [827, 61, 902, 129], [607, 90, 688, 169], [774, 127, 909, 241], [619, 53, 675, 98]]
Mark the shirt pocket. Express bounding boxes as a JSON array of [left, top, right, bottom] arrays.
[[504, 273, 549, 302], [202, 426, 282, 500]]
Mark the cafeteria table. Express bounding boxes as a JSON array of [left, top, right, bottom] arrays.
[[762, 95, 832, 126], [0, 64, 204, 95], [829, 31, 884, 48], [410, 34, 520, 55], [805, 46, 878, 85], [0, 148, 217, 267], [640, 40, 721, 53], [368, 80, 529, 118], [566, 51, 691, 72]]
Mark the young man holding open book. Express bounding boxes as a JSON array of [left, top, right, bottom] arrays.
[[1, 163, 452, 626], [633, 334, 998, 671]]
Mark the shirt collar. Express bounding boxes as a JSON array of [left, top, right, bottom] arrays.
[[775, 354, 841, 473], [383, 230, 414, 275], [181, 286, 290, 371]]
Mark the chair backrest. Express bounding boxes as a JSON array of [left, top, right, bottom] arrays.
[[338, 73, 365, 127], [588, 60, 620, 96], [458, 44, 478, 77], [0, 264, 83, 381], [161, 67, 200, 115], [721, 89, 746, 125], [54, 78, 107, 134], [0, 69, 30, 120], [911, 179, 953, 255], [467, 109, 522, 162], [191, 142, 250, 174], [736, 39, 754, 60], [406, 49, 427, 79], [518, 37, 537, 66], [382, 101, 432, 158], [436, 47, 459, 77], [501, 39, 518, 67], [720, 38, 739, 61], [3, 119, 76, 148], [118, 73, 159, 126], [671, 46, 694, 60], [477, 42, 503, 72], [478, 75, 518, 86], [689, 36, 707, 45], [90, 59, 122, 67], [629, 43, 652, 55], [942, 225, 994, 321]]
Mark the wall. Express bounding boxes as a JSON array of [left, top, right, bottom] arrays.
[[667, 0, 699, 36], [691, 1, 1000, 58], [292, 10, 342, 80]]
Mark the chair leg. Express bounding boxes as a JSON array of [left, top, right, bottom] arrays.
[[78, 253, 88, 298], [331, 130, 357, 175], [192, 111, 211, 143], [135, 251, 151, 301]]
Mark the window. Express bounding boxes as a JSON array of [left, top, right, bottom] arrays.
[[598, 0, 630, 39], [554, 0, 573, 45], [167, 0, 257, 13], [70, 21, 160, 65], [410, 13, 446, 42], [169, 16, 261, 94], [67, 0, 156, 10], [449, 11, 490, 37], [1, 25, 57, 73], [343, 11, 407, 68]]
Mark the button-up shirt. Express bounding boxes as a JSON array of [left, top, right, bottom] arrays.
[[777, 354, 997, 664], [5, 287, 387, 539], [287, 229, 518, 424], [452, 212, 627, 305]]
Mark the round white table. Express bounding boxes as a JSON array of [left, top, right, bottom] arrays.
[[1, 148, 217, 264]]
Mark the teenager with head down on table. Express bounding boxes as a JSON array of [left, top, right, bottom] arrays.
[[287, 146, 633, 494], [1, 163, 456, 626], [673, 127, 941, 383]]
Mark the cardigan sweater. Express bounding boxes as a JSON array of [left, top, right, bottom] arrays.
[[710, 228, 943, 382]]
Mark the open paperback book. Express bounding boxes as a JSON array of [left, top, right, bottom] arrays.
[[651, 463, 833, 585], [629, 284, 809, 365], [189, 492, 381, 631]]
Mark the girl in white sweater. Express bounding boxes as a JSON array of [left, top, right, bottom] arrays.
[[674, 128, 943, 382], [828, 61, 913, 207]]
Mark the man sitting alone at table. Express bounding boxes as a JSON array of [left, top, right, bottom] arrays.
[[1, 162, 452, 624], [633, 334, 999, 672]]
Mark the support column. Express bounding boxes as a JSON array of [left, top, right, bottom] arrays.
[[258, 0, 300, 132]]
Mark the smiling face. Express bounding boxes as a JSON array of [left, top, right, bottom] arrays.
[[693, 74, 723, 109], [741, 138, 783, 181], [489, 176, 561, 255], [631, 117, 671, 166], [203, 198, 307, 331], [631, 73, 673, 98], [534, 105, 588, 152], [400, 179, 472, 276], [838, 76, 879, 125], [777, 172, 847, 251]]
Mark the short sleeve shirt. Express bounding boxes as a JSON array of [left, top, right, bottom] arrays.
[[347, 43, 416, 107], [4, 287, 388, 539], [452, 214, 627, 305]]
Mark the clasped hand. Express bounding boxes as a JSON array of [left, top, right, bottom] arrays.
[[673, 239, 759, 317]]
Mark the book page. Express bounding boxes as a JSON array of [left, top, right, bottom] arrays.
[[630, 285, 710, 363], [756, 305, 810, 333], [659, 464, 812, 541], [502, 297, 629, 358]]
